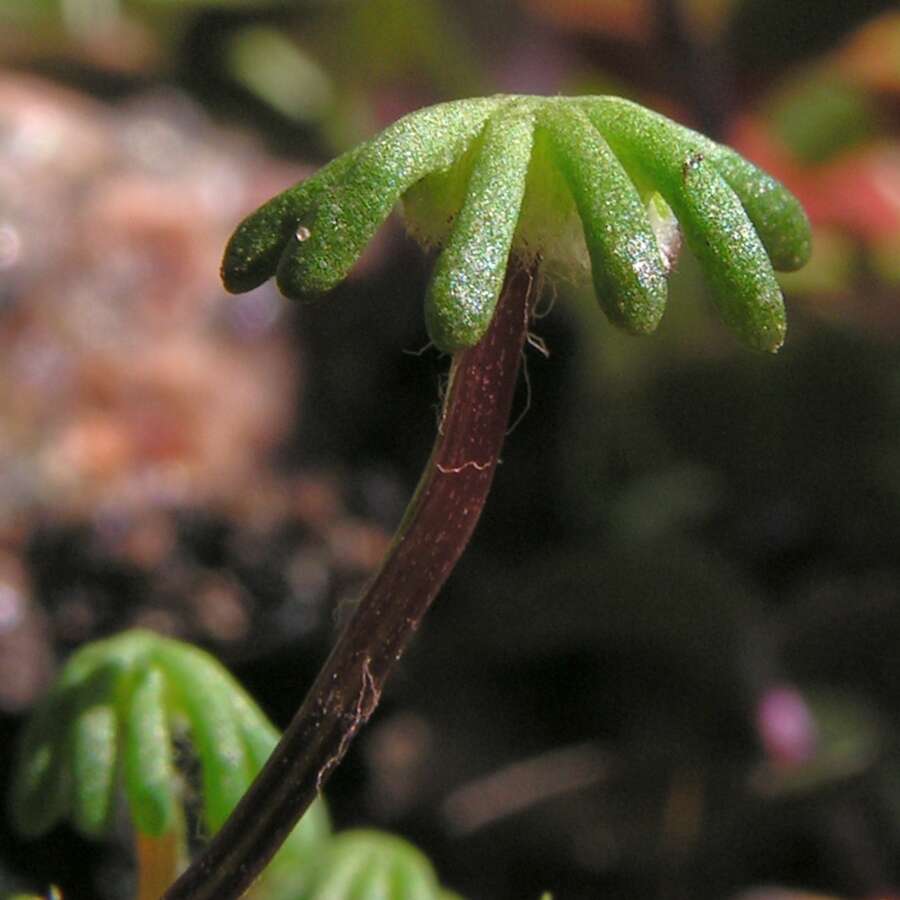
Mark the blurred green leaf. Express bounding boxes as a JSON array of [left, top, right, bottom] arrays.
[[289, 830, 451, 900], [225, 26, 334, 124], [768, 75, 878, 164], [776, 229, 857, 296]]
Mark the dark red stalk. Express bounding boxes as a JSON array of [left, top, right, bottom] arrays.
[[164, 262, 535, 899]]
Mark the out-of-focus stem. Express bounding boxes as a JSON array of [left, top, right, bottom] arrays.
[[136, 828, 182, 900], [164, 262, 535, 899]]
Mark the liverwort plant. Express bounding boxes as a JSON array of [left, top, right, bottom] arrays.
[[10, 630, 456, 900], [9, 630, 330, 898], [163, 94, 809, 897]]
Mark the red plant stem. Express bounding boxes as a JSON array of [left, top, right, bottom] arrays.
[[164, 263, 535, 899]]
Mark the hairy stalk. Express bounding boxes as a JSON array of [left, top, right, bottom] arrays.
[[164, 262, 536, 899]]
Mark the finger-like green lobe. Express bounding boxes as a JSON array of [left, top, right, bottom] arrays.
[[586, 98, 811, 273], [10, 628, 335, 856], [69, 696, 119, 836], [276, 97, 505, 298], [220, 94, 811, 353], [156, 644, 252, 832], [304, 831, 445, 900], [698, 141, 811, 272], [10, 692, 70, 836], [125, 665, 176, 836], [585, 98, 787, 352], [424, 104, 534, 351], [227, 687, 278, 772], [222, 149, 360, 293], [10, 639, 140, 838], [542, 103, 668, 335]]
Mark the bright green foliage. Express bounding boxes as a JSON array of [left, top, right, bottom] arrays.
[[124, 666, 176, 835], [223, 94, 810, 353], [542, 103, 668, 336], [424, 104, 534, 349], [9, 630, 330, 851], [580, 97, 810, 351], [281, 830, 460, 900]]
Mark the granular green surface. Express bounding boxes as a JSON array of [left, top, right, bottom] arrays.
[[222, 95, 811, 353]]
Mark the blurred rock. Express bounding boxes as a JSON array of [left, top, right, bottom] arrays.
[[0, 72, 389, 669], [0, 551, 52, 711]]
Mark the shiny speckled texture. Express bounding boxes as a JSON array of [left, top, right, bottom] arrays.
[[582, 97, 807, 351], [541, 103, 668, 335], [691, 135, 812, 272], [275, 97, 504, 298], [222, 94, 811, 353], [222, 149, 361, 294], [424, 104, 534, 351]]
